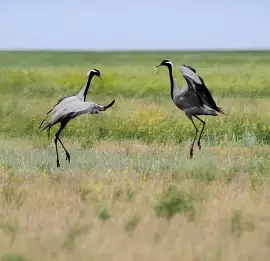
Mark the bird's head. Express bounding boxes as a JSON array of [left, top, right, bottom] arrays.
[[87, 69, 102, 80], [156, 59, 173, 68]]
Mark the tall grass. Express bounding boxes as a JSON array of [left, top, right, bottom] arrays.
[[0, 51, 269, 144], [0, 51, 269, 260]]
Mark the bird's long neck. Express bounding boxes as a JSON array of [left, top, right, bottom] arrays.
[[167, 65, 176, 100], [77, 74, 94, 101]]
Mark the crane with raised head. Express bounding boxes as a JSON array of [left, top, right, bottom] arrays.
[[156, 59, 225, 159]]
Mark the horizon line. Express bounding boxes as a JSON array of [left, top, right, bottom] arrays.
[[0, 48, 270, 52]]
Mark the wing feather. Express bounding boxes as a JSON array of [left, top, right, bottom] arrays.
[[179, 64, 225, 114], [192, 77, 225, 114]]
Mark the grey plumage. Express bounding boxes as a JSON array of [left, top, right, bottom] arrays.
[[157, 59, 225, 159], [38, 68, 102, 132], [40, 98, 115, 168]]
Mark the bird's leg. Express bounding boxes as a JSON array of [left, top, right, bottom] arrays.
[[54, 123, 66, 168], [189, 117, 199, 159], [194, 115, 205, 151], [54, 137, 60, 168], [57, 137, 70, 163]]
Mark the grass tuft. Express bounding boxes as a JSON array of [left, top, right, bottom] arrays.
[[1, 254, 28, 261], [154, 185, 196, 221]]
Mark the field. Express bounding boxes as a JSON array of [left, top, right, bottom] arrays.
[[0, 50, 269, 261]]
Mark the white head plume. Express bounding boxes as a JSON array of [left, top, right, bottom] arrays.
[[87, 69, 98, 77]]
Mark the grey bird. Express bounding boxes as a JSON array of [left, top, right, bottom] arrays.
[[40, 98, 116, 168], [156, 59, 225, 159], [38, 68, 102, 134]]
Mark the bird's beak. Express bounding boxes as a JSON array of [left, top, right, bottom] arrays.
[[156, 63, 162, 68], [99, 75, 103, 80]]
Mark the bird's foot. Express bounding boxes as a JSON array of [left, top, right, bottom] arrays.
[[66, 152, 70, 163], [197, 141, 201, 151], [56, 160, 60, 168]]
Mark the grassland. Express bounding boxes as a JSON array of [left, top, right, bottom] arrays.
[[0, 50, 269, 261]]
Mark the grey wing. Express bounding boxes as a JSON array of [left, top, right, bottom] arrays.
[[63, 99, 116, 120], [173, 78, 204, 111], [182, 69, 224, 114], [86, 99, 115, 113], [41, 100, 83, 129], [46, 96, 71, 114], [39, 106, 68, 131], [58, 103, 102, 121], [183, 78, 205, 107], [178, 65, 203, 85], [40, 100, 115, 130], [178, 65, 217, 108], [39, 95, 75, 129], [193, 80, 225, 114], [77, 100, 115, 114], [75, 102, 104, 115]]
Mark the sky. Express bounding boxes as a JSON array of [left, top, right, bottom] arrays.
[[0, 0, 269, 50]]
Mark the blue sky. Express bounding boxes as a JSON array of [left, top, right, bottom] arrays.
[[0, 0, 269, 50]]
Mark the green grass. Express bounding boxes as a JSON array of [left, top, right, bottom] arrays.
[[0, 50, 269, 261], [0, 51, 269, 144]]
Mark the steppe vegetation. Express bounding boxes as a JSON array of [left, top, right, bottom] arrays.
[[0, 51, 269, 261]]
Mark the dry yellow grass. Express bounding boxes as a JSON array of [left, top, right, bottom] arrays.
[[0, 140, 269, 261], [0, 51, 270, 260]]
